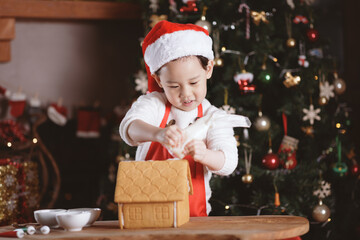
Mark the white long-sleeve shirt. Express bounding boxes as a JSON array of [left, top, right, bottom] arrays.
[[119, 92, 238, 214]]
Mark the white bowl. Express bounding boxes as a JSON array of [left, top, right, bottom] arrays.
[[34, 209, 67, 228], [56, 211, 91, 232], [68, 208, 101, 226]]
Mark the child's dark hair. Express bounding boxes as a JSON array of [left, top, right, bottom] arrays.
[[155, 55, 209, 76]]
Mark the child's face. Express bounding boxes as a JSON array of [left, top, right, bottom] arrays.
[[153, 56, 214, 112]]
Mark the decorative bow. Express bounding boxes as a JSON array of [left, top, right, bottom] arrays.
[[149, 14, 168, 28], [283, 72, 301, 88], [293, 15, 309, 24], [250, 11, 269, 25]]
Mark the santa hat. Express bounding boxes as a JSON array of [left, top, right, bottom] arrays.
[[142, 20, 214, 93], [47, 103, 68, 126]]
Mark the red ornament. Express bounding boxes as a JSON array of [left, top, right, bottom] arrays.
[[262, 152, 280, 170], [351, 164, 360, 176], [307, 28, 319, 42], [180, 0, 198, 13]]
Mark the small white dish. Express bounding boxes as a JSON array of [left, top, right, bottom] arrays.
[[68, 208, 101, 226], [56, 211, 91, 232], [34, 209, 67, 228]]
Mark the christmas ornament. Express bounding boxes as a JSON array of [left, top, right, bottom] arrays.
[[278, 113, 299, 170], [47, 98, 68, 126], [301, 126, 314, 137], [274, 192, 280, 207], [220, 105, 235, 114], [298, 41, 309, 67], [254, 111, 270, 131], [195, 6, 211, 34], [293, 15, 309, 24], [312, 200, 330, 222], [313, 180, 331, 199], [134, 70, 148, 94], [333, 73, 346, 95], [308, 48, 323, 58], [241, 147, 253, 184], [302, 104, 321, 125], [350, 164, 360, 176], [319, 81, 335, 100], [262, 136, 279, 170], [180, 0, 198, 13], [233, 71, 255, 93], [8, 91, 26, 118], [318, 96, 328, 106], [333, 136, 348, 176], [149, 14, 168, 28], [250, 11, 269, 25], [238, 3, 250, 39], [149, 0, 159, 13], [307, 24, 319, 42], [262, 151, 280, 170], [286, 14, 296, 48], [278, 135, 298, 169], [286, 38, 296, 48], [283, 72, 301, 88], [333, 162, 348, 176], [298, 55, 309, 67], [220, 88, 235, 114]]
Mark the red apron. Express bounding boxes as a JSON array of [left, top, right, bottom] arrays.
[[145, 102, 207, 217]]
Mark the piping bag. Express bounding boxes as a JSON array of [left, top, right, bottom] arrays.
[[165, 112, 251, 159]]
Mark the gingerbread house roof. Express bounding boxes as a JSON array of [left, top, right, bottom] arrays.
[[114, 160, 192, 203]]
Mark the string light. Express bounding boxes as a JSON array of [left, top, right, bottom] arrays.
[[7, 142, 12, 148], [33, 138, 38, 144], [336, 123, 341, 128], [225, 205, 230, 210]]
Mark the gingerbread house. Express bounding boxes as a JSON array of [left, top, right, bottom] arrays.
[[114, 159, 193, 229]]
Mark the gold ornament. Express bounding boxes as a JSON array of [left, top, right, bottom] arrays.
[[333, 78, 346, 95], [149, 14, 168, 28], [283, 72, 301, 88], [251, 11, 269, 25], [254, 111, 271, 131], [242, 147, 253, 184], [195, 6, 211, 33], [286, 38, 296, 47], [301, 126, 314, 137], [318, 96, 328, 106], [312, 199, 330, 222], [242, 174, 253, 184], [214, 57, 224, 67]]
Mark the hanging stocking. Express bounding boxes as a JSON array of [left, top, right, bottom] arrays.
[[278, 113, 299, 170], [47, 99, 67, 126], [76, 106, 101, 138], [8, 91, 26, 118]]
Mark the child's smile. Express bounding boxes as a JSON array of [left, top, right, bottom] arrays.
[[153, 56, 214, 111]]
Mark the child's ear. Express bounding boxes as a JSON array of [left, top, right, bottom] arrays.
[[206, 60, 214, 79], [152, 74, 163, 88]]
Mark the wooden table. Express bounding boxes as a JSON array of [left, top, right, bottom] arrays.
[[0, 215, 309, 240]]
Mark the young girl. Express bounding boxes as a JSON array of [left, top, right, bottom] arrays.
[[120, 20, 250, 216]]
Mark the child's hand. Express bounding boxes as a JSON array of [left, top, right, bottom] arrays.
[[156, 125, 184, 148], [183, 139, 208, 164]]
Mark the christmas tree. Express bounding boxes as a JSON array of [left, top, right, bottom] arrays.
[[126, 0, 359, 239]]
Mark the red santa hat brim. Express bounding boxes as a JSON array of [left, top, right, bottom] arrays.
[[142, 20, 214, 93]]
